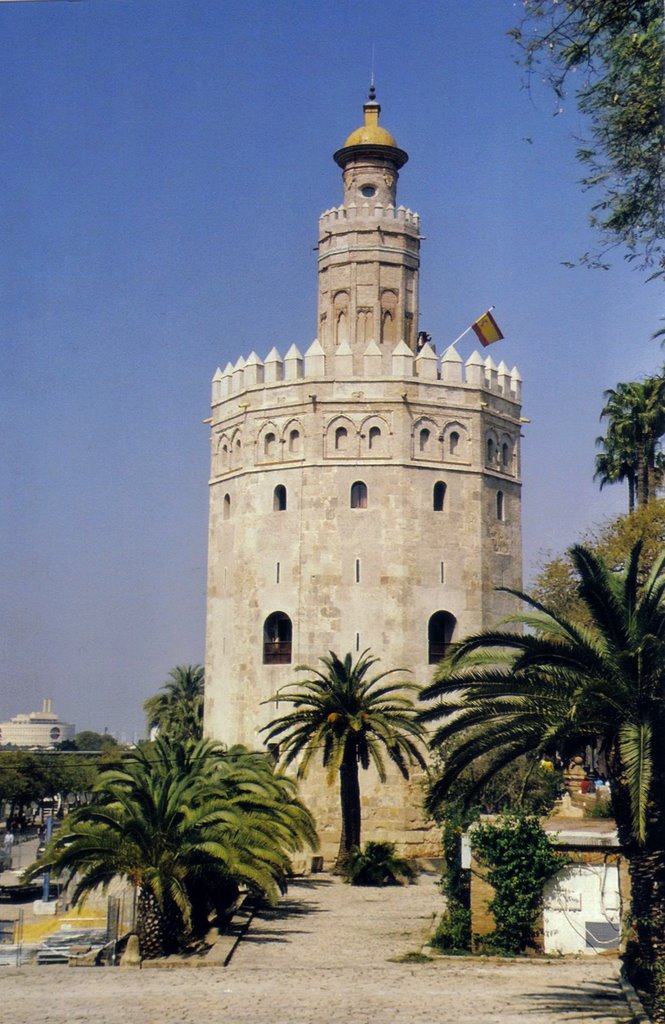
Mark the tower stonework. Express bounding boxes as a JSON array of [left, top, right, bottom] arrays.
[[318, 89, 418, 373], [204, 94, 523, 861]]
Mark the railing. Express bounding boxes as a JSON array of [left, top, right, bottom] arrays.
[[263, 641, 292, 665], [428, 642, 451, 665]]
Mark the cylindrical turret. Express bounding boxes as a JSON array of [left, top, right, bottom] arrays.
[[317, 88, 420, 371]]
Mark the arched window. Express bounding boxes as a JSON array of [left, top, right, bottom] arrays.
[[368, 426, 381, 450], [335, 426, 348, 451], [486, 438, 495, 464], [336, 309, 348, 346], [433, 481, 446, 512], [501, 441, 511, 469], [263, 612, 292, 664], [273, 485, 287, 511], [221, 443, 229, 468], [350, 481, 368, 509], [289, 429, 301, 454], [381, 291, 397, 345], [264, 432, 277, 458], [357, 309, 374, 345], [381, 310, 395, 344], [419, 428, 431, 452], [428, 611, 456, 664], [497, 490, 505, 521], [449, 431, 459, 455], [223, 493, 231, 520]]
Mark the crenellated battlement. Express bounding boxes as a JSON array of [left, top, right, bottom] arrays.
[[211, 340, 522, 405], [318, 203, 420, 232]]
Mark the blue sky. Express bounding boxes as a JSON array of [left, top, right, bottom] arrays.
[[0, 0, 661, 738]]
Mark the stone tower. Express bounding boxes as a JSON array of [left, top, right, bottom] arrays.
[[204, 91, 523, 860]]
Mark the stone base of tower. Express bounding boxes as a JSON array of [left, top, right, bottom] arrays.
[[292, 763, 442, 867]]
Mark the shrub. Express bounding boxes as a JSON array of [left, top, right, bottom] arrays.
[[342, 841, 417, 887], [471, 813, 567, 955], [429, 804, 474, 952], [585, 797, 615, 819], [431, 904, 471, 954]]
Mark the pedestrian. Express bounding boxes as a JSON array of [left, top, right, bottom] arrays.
[[3, 829, 14, 869]]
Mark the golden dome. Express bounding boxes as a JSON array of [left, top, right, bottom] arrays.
[[342, 122, 399, 148], [334, 88, 408, 169]]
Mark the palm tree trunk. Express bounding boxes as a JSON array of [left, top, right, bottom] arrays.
[[636, 441, 649, 506], [336, 739, 361, 866], [628, 473, 636, 513], [625, 845, 665, 1021], [137, 886, 173, 959], [647, 443, 659, 506]]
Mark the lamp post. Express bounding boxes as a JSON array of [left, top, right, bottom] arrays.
[[41, 798, 54, 903]]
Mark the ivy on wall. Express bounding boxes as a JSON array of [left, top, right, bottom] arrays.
[[472, 814, 568, 955]]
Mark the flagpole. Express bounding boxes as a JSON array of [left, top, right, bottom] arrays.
[[449, 305, 495, 348], [449, 324, 473, 347]]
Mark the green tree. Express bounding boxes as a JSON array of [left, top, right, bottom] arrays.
[[510, 0, 665, 278], [143, 665, 204, 743], [595, 376, 665, 509], [0, 752, 46, 822], [261, 650, 426, 866], [74, 731, 119, 752], [420, 541, 665, 1016], [24, 737, 316, 958], [532, 498, 665, 619]]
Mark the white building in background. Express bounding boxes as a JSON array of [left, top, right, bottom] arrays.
[[0, 698, 75, 748]]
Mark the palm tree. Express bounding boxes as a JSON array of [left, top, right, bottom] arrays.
[[420, 541, 665, 1017], [594, 432, 637, 512], [143, 665, 204, 742], [23, 737, 316, 958], [261, 650, 427, 866], [596, 376, 665, 509]]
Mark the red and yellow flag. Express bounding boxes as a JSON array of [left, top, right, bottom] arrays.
[[471, 309, 504, 347]]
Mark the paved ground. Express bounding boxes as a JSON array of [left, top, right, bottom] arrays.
[[0, 873, 636, 1024]]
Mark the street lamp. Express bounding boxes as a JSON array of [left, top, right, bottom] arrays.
[[41, 797, 55, 903]]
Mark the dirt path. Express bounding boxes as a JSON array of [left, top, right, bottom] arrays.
[[0, 874, 635, 1024]]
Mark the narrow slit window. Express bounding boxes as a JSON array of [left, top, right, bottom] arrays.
[[276, 562, 280, 584], [355, 632, 360, 652], [419, 427, 430, 452], [497, 490, 505, 521], [368, 426, 381, 450], [433, 481, 446, 511], [440, 561, 445, 584], [449, 431, 459, 455], [355, 558, 360, 583], [223, 493, 231, 520]]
